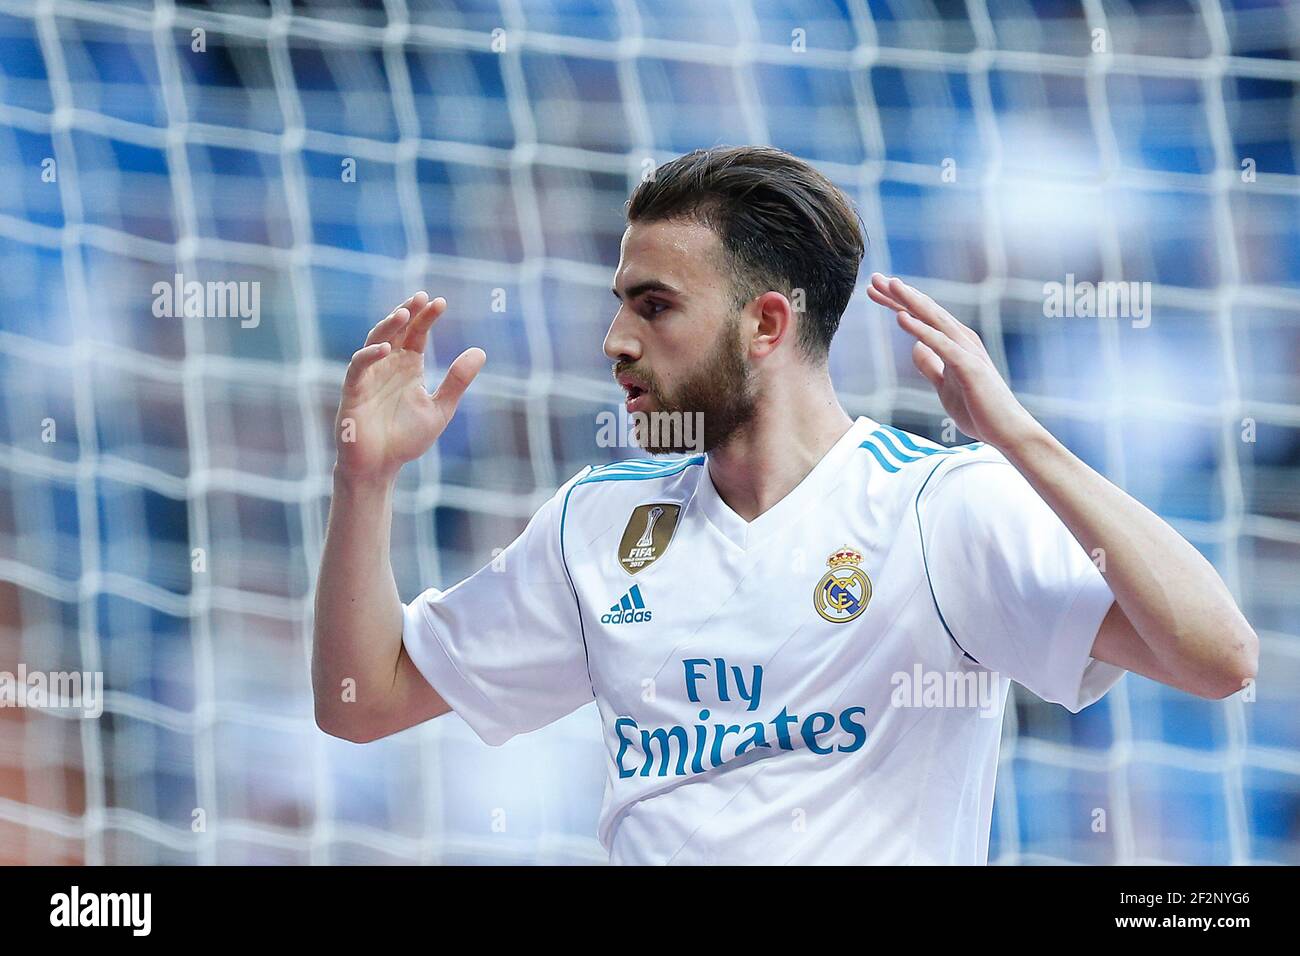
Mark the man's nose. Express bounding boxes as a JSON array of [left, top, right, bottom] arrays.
[[603, 309, 640, 363]]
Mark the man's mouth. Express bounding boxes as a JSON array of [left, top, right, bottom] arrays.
[[617, 372, 652, 409], [624, 385, 652, 413]]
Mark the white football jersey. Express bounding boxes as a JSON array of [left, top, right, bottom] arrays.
[[401, 415, 1123, 864]]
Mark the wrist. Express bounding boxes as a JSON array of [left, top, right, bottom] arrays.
[[994, 416, 1060, 469], [332, 462, 399, 495]]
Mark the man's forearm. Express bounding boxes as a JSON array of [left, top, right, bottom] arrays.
[[998, 423, 1258, 695], [311, 467, 406, 732], [867, 274, 1257, 696]]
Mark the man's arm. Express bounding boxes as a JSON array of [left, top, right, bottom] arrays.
[[869, 273, 1258, 699], [996, 428, 1254, 698], [313, 469, 450, 742], [312, 291, 485, 742]]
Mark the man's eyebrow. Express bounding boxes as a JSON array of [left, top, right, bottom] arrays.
[[611, 280, 681, 302]]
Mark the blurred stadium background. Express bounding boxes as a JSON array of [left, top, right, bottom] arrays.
[[0, 0, 1297, 865]]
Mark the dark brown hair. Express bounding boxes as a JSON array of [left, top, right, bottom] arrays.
[[626, 145, 866, 359]]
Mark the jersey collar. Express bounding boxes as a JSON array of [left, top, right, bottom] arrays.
[[693, 416, 877, 551]]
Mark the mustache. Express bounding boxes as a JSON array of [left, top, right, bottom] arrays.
[[613, 363, 658, 391]]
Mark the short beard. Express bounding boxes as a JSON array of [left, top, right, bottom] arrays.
[[628, 315, 759, 455]]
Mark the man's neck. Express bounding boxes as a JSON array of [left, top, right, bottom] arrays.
[[705, 373, 854, 523]]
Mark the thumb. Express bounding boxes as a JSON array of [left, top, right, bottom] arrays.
[[430, 347, 486, 415]]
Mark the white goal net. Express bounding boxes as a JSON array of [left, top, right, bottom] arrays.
[[0, 0, 1297, 864]]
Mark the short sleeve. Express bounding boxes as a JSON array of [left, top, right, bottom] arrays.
[[918, 455, 1123, 712], [401, 467, 595, 745]]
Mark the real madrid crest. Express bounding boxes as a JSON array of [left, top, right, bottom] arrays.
[[618, 502, 682, 575], [813, 546, 872, 623]]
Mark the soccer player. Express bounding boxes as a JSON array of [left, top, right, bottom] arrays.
[[312, 146, 1258, 865]]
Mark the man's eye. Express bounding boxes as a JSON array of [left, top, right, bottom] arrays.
[[643, 300, 669, 318]]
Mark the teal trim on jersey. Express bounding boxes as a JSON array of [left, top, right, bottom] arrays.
[[559, 466, 597, 689], [586, 464, 678, 478], [861, 426, 985, 472], [858, 437, 902, 473], [872, 429, 936, 464], [883, 425, 984, 457], [590, 458, 673, 471], [882, 425, 940, 456], [577, 455, 704, 485], [590, 455, 700, 469], [912, 457, 978, 664]]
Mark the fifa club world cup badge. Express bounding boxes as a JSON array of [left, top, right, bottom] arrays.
[[618, 503, 682, 575], [813, 546, 872, 623]]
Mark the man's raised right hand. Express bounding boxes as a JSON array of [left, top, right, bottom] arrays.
[[333, 291, 486, 483]]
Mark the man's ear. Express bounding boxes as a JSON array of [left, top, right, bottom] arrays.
[[750, 290, 795, 358]]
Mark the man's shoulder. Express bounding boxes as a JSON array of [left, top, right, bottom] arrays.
[[575, 454, 707, 488], [855, 423, 997, 502], [906, 437, 1045, 530], [550, 454, 706, 517]]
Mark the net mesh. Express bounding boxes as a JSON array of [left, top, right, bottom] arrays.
[[0, 0, 1297, 864]]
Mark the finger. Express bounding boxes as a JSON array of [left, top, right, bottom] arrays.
[[888, 277, 980, 349], [400, 296, 447, 355], [364, 303, 418, 348], [364, 291, 428, 348], [896, 310, 968, 367], [911, 340, 945, 388], [363, 310, 404, 347], [867, 281, 906, 313], [429, 347, 486, 413], [391, 289, 428, 325], [343, 341, 391, 389], [869, 271, 905, 302], [399, 289, 428, 314]]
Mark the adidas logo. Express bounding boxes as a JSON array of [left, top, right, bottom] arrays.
[[601, 585, 653, 624]]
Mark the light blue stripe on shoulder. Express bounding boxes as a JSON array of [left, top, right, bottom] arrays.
[[882, 425, 944, 455], [588, 454, 696, 469], [883, 425, 984, 457], [858, 436, 901, 473], [585, 459, 672, 477], [578, 455, 704, 484], [872, 428, 935, 464], [860, 426, 984, 473]]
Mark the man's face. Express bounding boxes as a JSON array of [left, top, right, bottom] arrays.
[[604, 219, 759, 454]]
